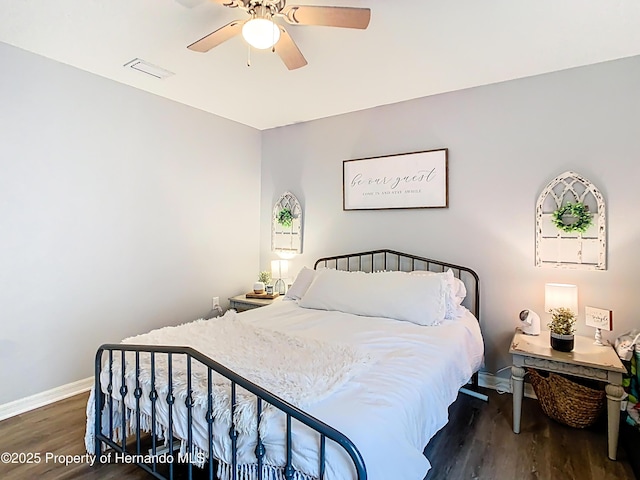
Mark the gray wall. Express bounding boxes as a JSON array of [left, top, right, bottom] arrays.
[[0, 43, 262, 404], [260, 55, 640, 374]]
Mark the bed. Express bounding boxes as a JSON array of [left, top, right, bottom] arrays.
[[86, 249, 485, 480]]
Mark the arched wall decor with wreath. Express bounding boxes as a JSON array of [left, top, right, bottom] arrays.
[[535, 171, 606, 270], [272, 191, 303, 255]]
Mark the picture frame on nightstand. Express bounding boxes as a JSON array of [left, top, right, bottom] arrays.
[[585, 306, 613, 346], [585, 306, 613, 331]]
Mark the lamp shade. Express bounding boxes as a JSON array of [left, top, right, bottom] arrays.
[[242, 18, 281, 49], [545, 283, 578, 314], [271, 260, 289, 279]]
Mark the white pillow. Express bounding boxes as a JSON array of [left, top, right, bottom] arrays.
[[410, 269, 467, 319], [446, 270, 467, 304], [298, 269, 446, 326], [284, 266, 317, 301]]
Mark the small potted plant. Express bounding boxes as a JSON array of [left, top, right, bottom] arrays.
[[254, 271, 272, 294], [547, 307, 576, 352]]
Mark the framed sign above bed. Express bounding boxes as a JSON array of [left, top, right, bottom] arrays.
[[343, 148, 448, 210]]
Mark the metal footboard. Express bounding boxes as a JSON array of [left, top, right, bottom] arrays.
[[94, 344, 367, 480]]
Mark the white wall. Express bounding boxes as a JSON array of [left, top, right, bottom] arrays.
[[260, 55, 640, 374], [0, 43, 262, 404]]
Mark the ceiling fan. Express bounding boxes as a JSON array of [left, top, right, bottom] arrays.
[[187, 0, 371, 70]]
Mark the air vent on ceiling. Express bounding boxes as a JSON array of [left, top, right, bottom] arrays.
[[124, 58, 175, 79]]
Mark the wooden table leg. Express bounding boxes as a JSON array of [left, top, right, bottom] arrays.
[[511, 366, 525, 434], [605, 384, 624, 460]]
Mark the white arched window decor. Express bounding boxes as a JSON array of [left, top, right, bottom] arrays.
[[272, 191, 303, 255], [536, 171, 606, 270]]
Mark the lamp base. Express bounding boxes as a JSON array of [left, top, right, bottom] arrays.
[[274, 278, 286, 295]]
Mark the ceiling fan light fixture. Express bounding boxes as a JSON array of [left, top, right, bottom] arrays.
[[242, 17, 281, 49], [187, 2, 371, 70]]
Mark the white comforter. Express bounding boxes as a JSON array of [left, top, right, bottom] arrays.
[[237, 300, 484, 480], [89, 300, 484, 480]]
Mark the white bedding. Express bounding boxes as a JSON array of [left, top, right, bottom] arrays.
[[239, 301, 484, 480], [87, 300, 484, 480]]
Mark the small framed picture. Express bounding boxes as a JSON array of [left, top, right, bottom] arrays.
[[585, 306, 613, 331]]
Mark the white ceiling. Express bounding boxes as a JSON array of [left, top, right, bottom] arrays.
[[2, 0, 640, 130]]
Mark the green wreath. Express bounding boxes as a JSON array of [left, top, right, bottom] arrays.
[[277, 208, 293, 227], [552, 202, 593, 233]]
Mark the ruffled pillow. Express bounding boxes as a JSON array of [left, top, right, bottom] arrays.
[[410, 269, 467, 319]]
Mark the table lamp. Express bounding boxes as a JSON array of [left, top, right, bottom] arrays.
[[271, 259, 289, 295]]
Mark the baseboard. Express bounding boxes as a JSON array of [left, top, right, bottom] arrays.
[[0, 372, 536, 422], [0, 377, 93, 422], [478, 371, 537, 399]]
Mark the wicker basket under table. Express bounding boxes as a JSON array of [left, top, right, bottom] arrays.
[[527, 368, 606, 428]]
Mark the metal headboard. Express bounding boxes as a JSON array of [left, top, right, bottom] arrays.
[[314, 249, 480, 322]]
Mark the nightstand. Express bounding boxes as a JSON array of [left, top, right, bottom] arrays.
[[229, 294, 281, 313], [509, 330, 626, 460]]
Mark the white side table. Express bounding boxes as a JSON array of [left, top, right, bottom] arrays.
[[509, 330, 627, 460]]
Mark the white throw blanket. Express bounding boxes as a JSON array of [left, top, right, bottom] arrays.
[[85, 310, 371, 473]]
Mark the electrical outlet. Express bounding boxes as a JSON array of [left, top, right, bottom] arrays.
[[212, 297, 220, 309]]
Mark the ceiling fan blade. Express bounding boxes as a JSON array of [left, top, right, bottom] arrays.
[[274, 27, 308, 70], [187, 20, 244, 52], [280, 5, 371, 29]]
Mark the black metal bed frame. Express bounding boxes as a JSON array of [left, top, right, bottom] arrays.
[[92, 249, 483, 479], [93, 344, 366, 480]]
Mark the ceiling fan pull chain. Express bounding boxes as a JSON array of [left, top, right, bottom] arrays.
[[247, 44, 252, 67], [271, 30, 276, 53], [271, 11, 277, 53]]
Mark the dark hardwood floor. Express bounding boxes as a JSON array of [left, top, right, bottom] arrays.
[[424, 389, 635, 480], [0, 388, 634, 479]]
